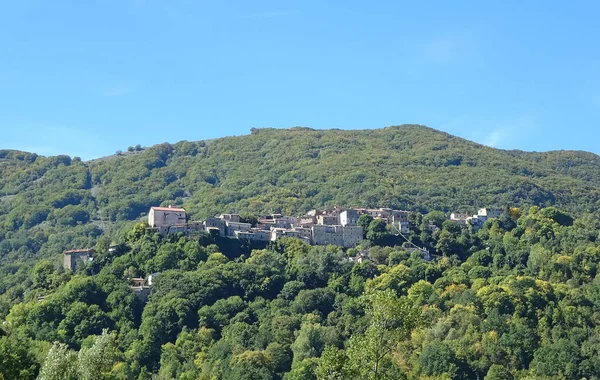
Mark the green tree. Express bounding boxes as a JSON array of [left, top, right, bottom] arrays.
[[366, 219, 389, 246], [484, 364, 513, 380], [358, 215, 374, 236], [316, 345, 349, 380], [37, 342, 77, 380], [0, 333, 38, 380], [344, 290, 421, 379], [291, 323, 337, 365], [77, 329, 120, 380]]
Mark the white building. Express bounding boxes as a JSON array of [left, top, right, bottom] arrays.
[[398, 221, 410, 234], [147, 272, 162, 286], [339, 209, 360, 226], [450, 213, 469, 225], [148, 206, 186, 228], [478, 208, 503, 219]]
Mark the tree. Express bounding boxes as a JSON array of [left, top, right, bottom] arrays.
[[442, 220, 462, 236], [529, 339, 581, 378], [316, 346, 349, 380], [435, 230, 459, 257], [291, 323, 338, 365], [366, 220, 389, 246], [32, 260, 57, 290], [422, 211, 446, 229], [77, 329, 120, 380], [229, 350, 275, 380], [344, 290, 421, 379], [358, 215, 374, 236], [37, 342, 77, 380], [0, 333, 38, 380], [419, 342, 462, 378], [484, 364, 513, 380]]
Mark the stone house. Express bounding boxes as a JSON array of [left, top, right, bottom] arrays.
[[148, 205, 186, 228], [398, 221, 410, 234], [205, 217, 226, 236], [235, 229, 271, 242], [312, 225, 363, 248], [450, 213, 469, 225], [390, 210, 410, 223], [317, 215, 338, 225], [341, 225, 363, 247], [270, 227, 312, 242], [225, 221, 252, 236], [63, 249, 94, 272], [219, 214, 241, 223]]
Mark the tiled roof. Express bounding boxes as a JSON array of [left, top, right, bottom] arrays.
[[150, 206, 186, 212]]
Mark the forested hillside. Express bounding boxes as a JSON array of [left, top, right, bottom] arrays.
[[2, 125, 600, 379], [3, 206, 600, 379], [2, 126, 600, 275]]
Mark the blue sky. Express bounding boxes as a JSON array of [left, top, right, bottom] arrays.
[[1, 0, 599, 159]]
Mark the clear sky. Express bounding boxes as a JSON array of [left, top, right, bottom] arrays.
[[1, 0, 599, 159]]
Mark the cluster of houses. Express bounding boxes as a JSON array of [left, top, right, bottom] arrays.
[[145, 205, 505, 248], [60, 205, 505, 301], [146, 205, 415, 249], [63, 205, 505, 273]]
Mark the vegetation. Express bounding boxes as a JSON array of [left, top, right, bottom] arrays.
[[2, 125, 600, 378], [1, 206, 600, 378]]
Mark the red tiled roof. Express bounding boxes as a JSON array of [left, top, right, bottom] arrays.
[[150, 206, 186, 212]]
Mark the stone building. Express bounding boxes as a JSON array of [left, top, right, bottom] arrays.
[[219, 214, 241, 223], [312, 225, 363, 248], [63, 248, 94, 272], [148, 205, 186, 228], [339, 209, 360, 226], [317, 215, 338, 225], [235, 229, 271, 242], [205, 217, 226, 236], [225, 221, 252, 236]]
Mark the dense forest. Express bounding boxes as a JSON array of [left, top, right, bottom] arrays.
[[2, 125, 600, 379]]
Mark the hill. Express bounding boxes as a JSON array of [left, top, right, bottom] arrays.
[[3, 125, 600, 226], [4, 125, 600, 379], [2, 124, 600, 288]]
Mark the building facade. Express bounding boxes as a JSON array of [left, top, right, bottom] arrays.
[[63, 248, 94, 272], [148, 206, 186, 227], [225, 221, 252, 236], [339, 209, 360, 226]]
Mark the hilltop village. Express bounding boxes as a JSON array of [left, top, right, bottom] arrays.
[[145, 205, 504, 244], [63, 204, 505, 275]]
